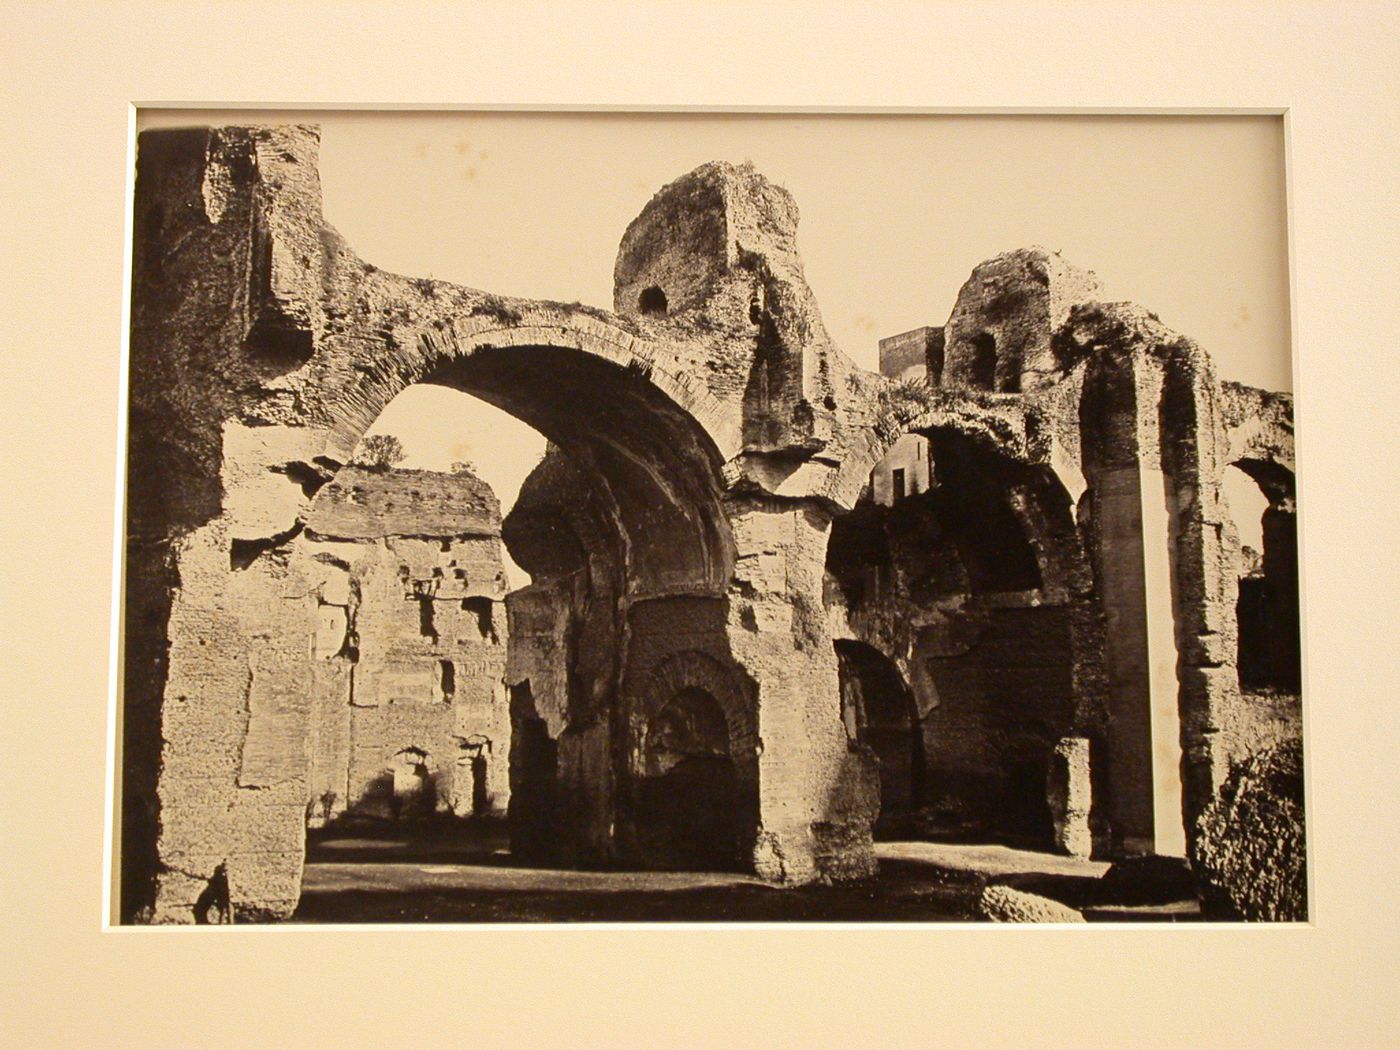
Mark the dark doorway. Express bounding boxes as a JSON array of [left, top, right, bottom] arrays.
[[634, 687, 740, 871], [969, 331, 997, 389], [508, 682, 559, 862], [1229, 462, 1301, 695], [471, 754, 489, 817], [835, 640, 925, 836]]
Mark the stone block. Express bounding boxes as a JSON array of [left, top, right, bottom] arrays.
[[1191, 738, 1307, 921], [1047, 736, 1093, 858], [978, 884, 1086, 923]]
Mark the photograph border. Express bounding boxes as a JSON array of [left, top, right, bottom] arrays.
[[109, 102, 1302, 933]]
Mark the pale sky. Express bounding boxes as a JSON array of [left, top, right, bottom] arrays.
[[141, 111, 1292, 566]]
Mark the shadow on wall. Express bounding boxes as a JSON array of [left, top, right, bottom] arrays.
[[507, 681, 560, 863], [1228, 460, 1300, 695], [341, 748, 438, 820]]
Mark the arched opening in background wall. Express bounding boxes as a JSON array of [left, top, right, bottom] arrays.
[[638, 285, 668, 316], [835, 640, 925, 836], [1225, 461, 1301, 695], [634, 686, 741, 871], [825, 426, 1088, 851]]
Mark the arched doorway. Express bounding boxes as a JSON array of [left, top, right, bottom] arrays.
[[825, 424, 1098, 851], [634, 687, 741, 871], [835, 640, 925, 836]]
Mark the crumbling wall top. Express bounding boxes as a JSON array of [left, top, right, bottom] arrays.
[[306, 465, 500, 540], [613, 160, 801, 319], [941, 247, 1103, 394]]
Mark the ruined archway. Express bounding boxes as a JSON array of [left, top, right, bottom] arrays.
[[296, 336, 740, 884], [826, 422, 1103, 851], [835, 640, 925, 836]]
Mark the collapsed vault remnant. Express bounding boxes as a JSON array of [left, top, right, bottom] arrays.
[[121, 127, 1302, 922]]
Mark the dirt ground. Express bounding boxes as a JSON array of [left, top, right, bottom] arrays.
[[289, 818, 1198, 924]]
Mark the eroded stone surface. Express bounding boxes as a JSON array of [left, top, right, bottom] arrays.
[[942, 248, 1103, 394], [1191, 739, 1307, 921], [978, 884, 1086, 923], [1048, 737, 1093, 858], [302, 466, 511, 827]]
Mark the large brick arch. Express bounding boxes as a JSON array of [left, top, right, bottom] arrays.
[[319, 307, 743, 468], [314, 306, 744, 598]]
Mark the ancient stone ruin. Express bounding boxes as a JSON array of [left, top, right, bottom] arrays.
[[121, 124, 1303, 922], [300, 465, 511, 827]]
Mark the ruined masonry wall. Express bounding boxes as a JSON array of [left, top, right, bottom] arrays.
[[304, 467, 511, 824], [304, 533, 510, 823], [918, 604, 1076, 843], [726, 498, 881, 883]]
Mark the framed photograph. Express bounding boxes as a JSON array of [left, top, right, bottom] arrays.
[[4, 2, 1397, 1047]]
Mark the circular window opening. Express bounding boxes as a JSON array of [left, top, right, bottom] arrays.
[[639, 286, 669, 316]]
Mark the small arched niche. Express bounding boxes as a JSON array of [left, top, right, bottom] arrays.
[[638, 285, 669, 316]]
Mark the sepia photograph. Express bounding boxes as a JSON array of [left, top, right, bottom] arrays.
[[118, 110, 1303, 925], [6, 2, 1399, 1046]]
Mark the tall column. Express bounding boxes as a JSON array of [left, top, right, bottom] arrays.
[[724, 496, 880, 883], [1082, 352, 1187, 857], [146, 422, 335, 922]]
